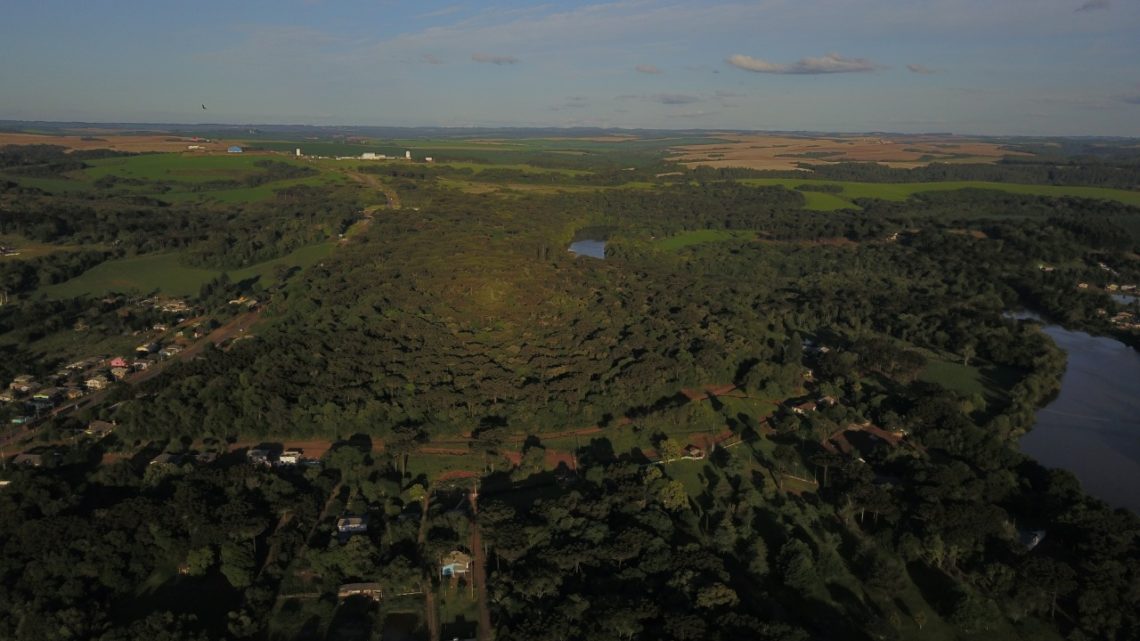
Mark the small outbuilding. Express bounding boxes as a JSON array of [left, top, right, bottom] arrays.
[[227, 146, 243, 154]]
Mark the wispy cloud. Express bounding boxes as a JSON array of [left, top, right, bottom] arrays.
[[550, 96, 589, 111], [651, 93, 701, 105], [635, 64, 662, 74], [1116, 93, 1140, 105], [472, 52, 518, 65], [618, 93, 702, 105], [906, 63, 939, 74], [421, 54, 443, 65], [726, 52, 880, 74], [1076, 0, 1110, 11], [418, 5, 466, 20]]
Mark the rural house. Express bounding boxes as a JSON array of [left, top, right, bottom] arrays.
[[440, 550, 473, 578]]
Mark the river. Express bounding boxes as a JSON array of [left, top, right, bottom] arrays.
[[1019, 319, 1140, 513]]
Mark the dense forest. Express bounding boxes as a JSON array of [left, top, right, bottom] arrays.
[[0, 141, 1138, 640]]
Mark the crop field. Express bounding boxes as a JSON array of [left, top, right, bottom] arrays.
[[738, 178, 1140, 209], [42, 243, 335, 298], [670, 133, 1028, 170]]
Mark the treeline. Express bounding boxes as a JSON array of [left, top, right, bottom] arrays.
[[0, 249, 114, 295], [0, 144, 134, 177]]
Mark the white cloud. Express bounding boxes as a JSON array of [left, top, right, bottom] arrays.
[[727, 52, 880, 74], [635, 64, 662, 74], [472, 52, 519, 65]]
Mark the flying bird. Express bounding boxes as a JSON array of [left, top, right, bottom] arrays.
[[201, 104, 207, 110]]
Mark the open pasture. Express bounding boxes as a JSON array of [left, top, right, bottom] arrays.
[[42, 243, 334, 299]]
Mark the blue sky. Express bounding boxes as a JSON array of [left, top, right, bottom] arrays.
[[1, 0, 1138, 135]]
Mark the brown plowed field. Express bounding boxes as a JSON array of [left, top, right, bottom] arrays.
[[669, 133, 1029, 171], [0, 132, 230, 153]]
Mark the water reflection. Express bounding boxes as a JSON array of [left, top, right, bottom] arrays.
[[568, 239, 606, 259], [1019, 322, 1140, 513]]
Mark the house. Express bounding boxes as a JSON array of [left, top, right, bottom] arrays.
[[247, 449, 272, 466], [336, 515, 369, 534], [13, 453, 44, 467], [227, 146, 243, 154], [683, 444, 706, 460], [9, 375, 36, 393], [0, 390, 16, 403], [278, 450, 302, 465], [136, 342, 160, 356], [86, 375, 111, 391], [32, 388, 61, 404], [110, 367, 130, 381], [86, 420, 115, 437], [64, 387, 85, 400], [10, 416, 33, 426], [109, 357, 129, 368], [131, 360, 152, 371], [818, 395, 839, 407], [440, 550, 473, 578], [160, 345, 183, 358], [791, 400, 818, 415], [337, 583, 383, 601]]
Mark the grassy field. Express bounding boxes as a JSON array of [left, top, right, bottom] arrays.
[[0, 153, 348, 204], [739, 178, 1140, 209], [920, 357, 1022, 404], [83, 154, 278, 182], [656, 229, 756, 250], [42, 243, 335, 298]]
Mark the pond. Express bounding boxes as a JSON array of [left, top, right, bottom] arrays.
[[568, 239, 606, 259], [1017, 317, 1140, 513]]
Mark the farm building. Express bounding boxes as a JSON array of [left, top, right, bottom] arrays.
[[227, 145, 243, 153]]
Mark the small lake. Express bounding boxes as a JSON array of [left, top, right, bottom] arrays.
[[568, 239, 606, 259], [1018, 319, 1140, 513]]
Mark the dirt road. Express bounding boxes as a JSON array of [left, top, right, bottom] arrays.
[[469, 488, 493, 641]]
